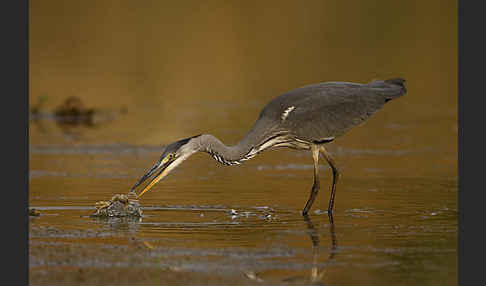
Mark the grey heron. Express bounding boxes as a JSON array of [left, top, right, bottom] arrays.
[[128, 78, 406, 215]]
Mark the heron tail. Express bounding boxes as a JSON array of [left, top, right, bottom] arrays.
[[368, 77, 407, 102]]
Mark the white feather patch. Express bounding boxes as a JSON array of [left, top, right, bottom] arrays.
[[281, 106, 296, 121]]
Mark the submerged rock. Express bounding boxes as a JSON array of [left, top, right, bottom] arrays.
[[91, 194, 142, 218]]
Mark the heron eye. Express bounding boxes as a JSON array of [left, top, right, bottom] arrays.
[[168, 153, 175, 159]]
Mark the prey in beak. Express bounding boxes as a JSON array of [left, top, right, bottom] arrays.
[[128, 136, 200, 199]]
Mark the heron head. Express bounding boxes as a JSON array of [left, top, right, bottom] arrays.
[[129, 135, 201, 198]]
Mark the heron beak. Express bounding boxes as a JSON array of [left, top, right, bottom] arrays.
[[129, 156, 174, 199]]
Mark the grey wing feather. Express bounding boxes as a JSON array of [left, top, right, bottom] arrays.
[[258, 79, 406, 142]]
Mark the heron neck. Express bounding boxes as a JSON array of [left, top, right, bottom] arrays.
[[197, 134, 255, 164]]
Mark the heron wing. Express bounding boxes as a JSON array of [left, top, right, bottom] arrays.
[[260, 82, 391, 142]]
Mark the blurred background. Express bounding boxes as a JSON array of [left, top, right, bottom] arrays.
[[29, 0, 456, 154]]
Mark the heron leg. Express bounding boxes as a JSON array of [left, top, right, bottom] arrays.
[[319, 146, 340, 214], [302, 145, 321, 216]]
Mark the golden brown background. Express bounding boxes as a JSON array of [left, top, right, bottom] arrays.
[[30, 0, 457, 150]]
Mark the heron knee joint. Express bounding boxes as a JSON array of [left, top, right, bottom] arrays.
[[333, 167, 340, 177]]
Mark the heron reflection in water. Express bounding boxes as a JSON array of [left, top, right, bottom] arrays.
[[306, 215, 337, 284], [129, 78, 406, 215], [244, 214, 338, 285]]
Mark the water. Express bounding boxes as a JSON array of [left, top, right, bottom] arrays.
[[29, 139, 457, 285], [29, 1, 457, 285]]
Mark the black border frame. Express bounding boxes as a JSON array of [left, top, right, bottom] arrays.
[[3, 0, 29, 285]]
